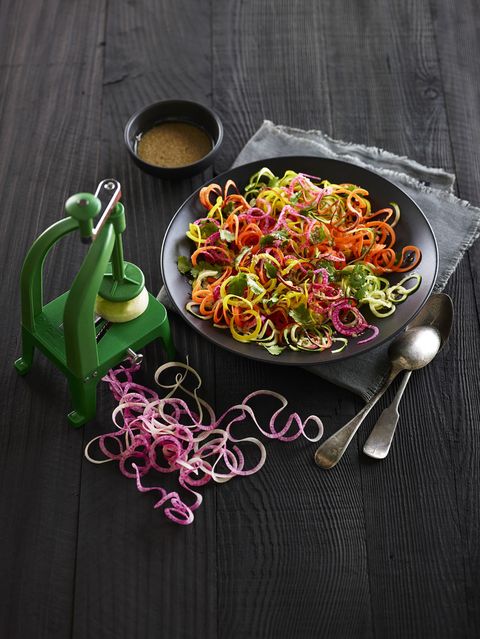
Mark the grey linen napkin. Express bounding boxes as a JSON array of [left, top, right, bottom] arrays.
[[159, 120, 480, 401]]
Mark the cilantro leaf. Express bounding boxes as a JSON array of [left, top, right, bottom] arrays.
[[199, 221, 219, 239], [264, 293, 280, 307], [290, 190, 302, 204], [259, 229, 289, 248], [246, 274, 265, 296], [355, 285, 369, 302], [177, 255, 192, 275], [227, 273, 247, 296], [343, 265, 372, 300], [348, 264, 369, 288], [264, 261, 278, 278], [219, 229, 235, 243], [223, 201, 235, 215], [259, 235, 274, 248], [310, 225, 326, 244], [191, 261, 223, 279], [262, 343, 285, 356], [234, 246, 251, 268], [288, 304, 315, 327], [316, 260, 337, 280]]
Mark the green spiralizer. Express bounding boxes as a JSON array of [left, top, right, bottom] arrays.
[[14, 179, 174, 426]]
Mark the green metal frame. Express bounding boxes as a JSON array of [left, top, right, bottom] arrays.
[[14, 191, 174, 427]]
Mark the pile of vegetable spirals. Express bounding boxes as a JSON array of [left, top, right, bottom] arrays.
[[177, 168, 422, 355]]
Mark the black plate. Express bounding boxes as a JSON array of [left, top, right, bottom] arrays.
[[161, 156, 438, 365]]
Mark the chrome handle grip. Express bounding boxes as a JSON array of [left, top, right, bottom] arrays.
[[314, 367, 401, 469], [363, 370, 412, 459]]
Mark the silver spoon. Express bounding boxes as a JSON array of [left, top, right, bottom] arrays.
[[314, 326, 441, 469], [314, 293, 453, 470], [363, 294, 453, 459]]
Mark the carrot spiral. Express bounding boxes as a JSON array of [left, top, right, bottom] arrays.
[[178, 168, 422, 354]]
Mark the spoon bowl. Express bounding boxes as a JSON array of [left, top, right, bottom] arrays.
[[314, 294, 453, 469], [388, 325, 442, 371], [406, 293, 453, 348], [362, 293, 453, 459]]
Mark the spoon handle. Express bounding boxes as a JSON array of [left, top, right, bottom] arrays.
[[314, 367, 401, 469], [363, 370, 413, 459]]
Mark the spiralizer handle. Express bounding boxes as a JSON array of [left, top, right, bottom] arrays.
[[65, 179, 121, 243], [92, 179, 122, 240]]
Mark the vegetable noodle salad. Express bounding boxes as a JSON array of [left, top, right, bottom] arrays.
[[177, 168, 422, 355]]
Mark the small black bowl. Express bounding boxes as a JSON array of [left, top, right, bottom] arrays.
[[124, 99, 223, 179]]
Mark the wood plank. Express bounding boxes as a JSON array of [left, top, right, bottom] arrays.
[[213, 358, 373, 638], [0, 0, 106, 637], [429, 0, 480, 633], [213, 0, 335, 171], [1, 1, 478, 638], [70, 2, 218, 638], [212, 2, 372, 637], [323, 0, 475, 636], [214, 0, 475, 637]]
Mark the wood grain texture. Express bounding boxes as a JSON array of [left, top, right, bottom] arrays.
[[0, 0, 479, 638], [319, 1, 474, 637], [213, 2, 372, 637], [0, 0, 106, 637], [429, 0, 480, 633], [70, 2, 218, 638]]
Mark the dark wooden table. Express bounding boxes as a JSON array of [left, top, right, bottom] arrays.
[[1, 1, 479, 637]]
